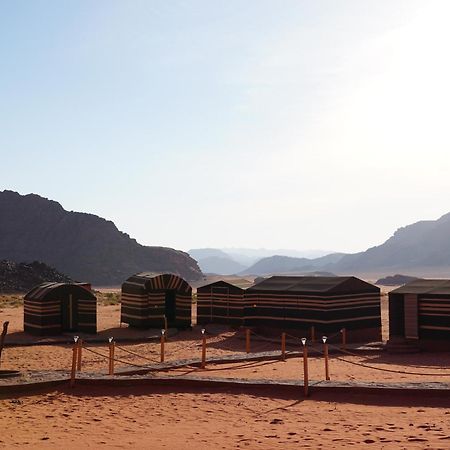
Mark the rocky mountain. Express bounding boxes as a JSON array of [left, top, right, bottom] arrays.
[[0, 191, 202, 285], [194, 256, 247, 275], [188, 248, 247, 274], [241, 253, 345, 275], [332, 213, 450, 274], [375, 274, 419, 286], [0, 260, 72, 293]]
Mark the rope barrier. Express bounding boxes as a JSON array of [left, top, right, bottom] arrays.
[[114, 344, 160, 364], [326, 343, 450, 377], [78, 329, 450, 379], [82, 345, 152, 369]]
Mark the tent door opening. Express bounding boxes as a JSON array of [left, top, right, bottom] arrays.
[[165, 290, 176, 324], [61, 294, 78, 331], [404, 294, 419, 339]]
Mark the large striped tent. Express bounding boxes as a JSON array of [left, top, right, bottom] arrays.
[[244, 276, 381, 340], [389, 279, 450, 350], [24, 282, 97, 335], [197, 281, 245, 326], [121, 273, 192, 328]]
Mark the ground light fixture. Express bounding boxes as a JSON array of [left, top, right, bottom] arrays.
[[73, 336, 79, 343], [201, 328, 205, 335], [108, 337, 114, 343], [322, 336, 327, 344], [161, 329, 165, 336], [301, 337, 307, 346]]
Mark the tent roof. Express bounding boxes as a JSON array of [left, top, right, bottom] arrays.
[[247, 276, 377, 293], [197, 280, 244, 291], [24, 282, 95, 300], [390, 279, 450, 295]]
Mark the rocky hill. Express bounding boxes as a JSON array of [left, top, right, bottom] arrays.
[[188, 249, 247, 274], [241, 253, 345, 276], [0, 260, 72, 292], [375, 274, 419, 286], [0, 191, 202, 285], [332, 213, 450, 274]]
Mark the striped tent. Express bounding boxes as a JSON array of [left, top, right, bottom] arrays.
[[24, 282, 97, 335], [121, 273, 192, 328], [244, 276, 381, 339], [389, 279, 450, 349], [197, 281, 245, 326]]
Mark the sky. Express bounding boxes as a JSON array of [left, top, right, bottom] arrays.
[[1, 0, 450, 254]]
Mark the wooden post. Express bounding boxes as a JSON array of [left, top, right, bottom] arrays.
[[341, 328, 346, 350], [0, 321, 10, 368], [160, 330, 165, 363], [310, 326, 315, 344], [281, 332, 286, 361], [76, 338, 82, 372], [246, 328, 251, 353], [108, 338, 115, 375], [70, 343, 77, 387], [302, 338, 309, 397], [323, 337, 330, 381], [201, 329, 206, 369]]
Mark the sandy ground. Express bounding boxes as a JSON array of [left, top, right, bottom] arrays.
[[1, 387, 450, 449], [2, 290, 450, 448]]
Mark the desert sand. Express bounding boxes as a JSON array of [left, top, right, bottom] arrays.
[[1, 292, 450, 449]]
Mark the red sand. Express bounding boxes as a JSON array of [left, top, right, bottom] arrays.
[[2, 297, 450, 448]]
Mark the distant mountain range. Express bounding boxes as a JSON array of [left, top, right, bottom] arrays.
[[188, 247, 337, 275], [190, 213, 450, 278], [241, 253, 346, 275], [0, 190, 202, 285], [188, 248, 247, 275]]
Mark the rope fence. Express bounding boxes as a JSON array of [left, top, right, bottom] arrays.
[[67, 326, 450, 389]]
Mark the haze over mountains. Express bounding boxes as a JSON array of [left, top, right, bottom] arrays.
[[190, 213, 450, 278], [0, 191, 202, 284], [188, 248, 335, 275], [3, 190, 450, 283]]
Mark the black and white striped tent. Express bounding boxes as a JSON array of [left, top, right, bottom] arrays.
[[121, 273, 192, 328], [389, 279, 450, 349], [244, 276, 381, 339], [24, 282, 97, 335], [197, 281, 245, 326]]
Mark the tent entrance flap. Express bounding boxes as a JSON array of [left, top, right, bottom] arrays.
[[165, 290, 176, 323], [404, 294, 419, 339], [61, 294, 78, 331]]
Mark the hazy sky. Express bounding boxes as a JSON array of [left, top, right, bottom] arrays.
[[2, 1, 450, 253]]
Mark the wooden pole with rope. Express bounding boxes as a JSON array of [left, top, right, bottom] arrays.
[[160, 329, 165, 363], [0, 321, 9, 369], [301, 338, 309, 397], [201, 329, 206, 369], [108, 338, 115, 375], [281, 332, 286, 361], [246, 328, 251, 353], [70, 336, 78, 387], [322, 336, 330, 381]]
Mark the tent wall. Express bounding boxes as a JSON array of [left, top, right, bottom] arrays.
[[418, 295, 450, 339], [243, 290, 381, 333], [24, 283, 97, 336], [24, 298, 62, 335], [388, 289, 450, 342], [197, 282, 245, 325], [121, 273, 192, 328]]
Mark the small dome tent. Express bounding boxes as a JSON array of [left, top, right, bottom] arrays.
[[24, 282, 97, 335], [121, 273, 192, 328]]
